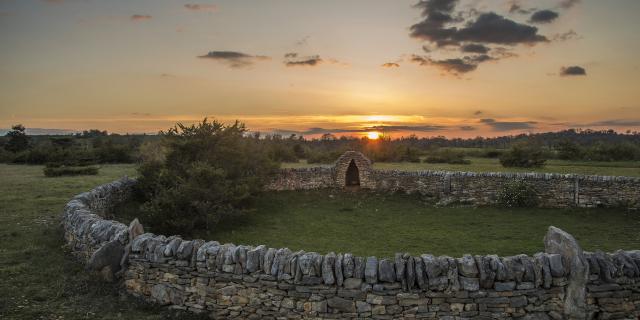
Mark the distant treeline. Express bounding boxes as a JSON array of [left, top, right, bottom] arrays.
[[0, 126, 151, 165], [1, 125, 639, 166]]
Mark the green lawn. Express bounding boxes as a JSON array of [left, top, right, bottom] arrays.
[[0, 164, 206, 320], [283, 157, 640, 177], [197, 190, 640, 258]]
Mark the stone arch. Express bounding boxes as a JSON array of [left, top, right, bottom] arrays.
[[334, 151, 374, 188]]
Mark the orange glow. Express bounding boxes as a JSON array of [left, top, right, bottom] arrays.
[[367, 131, 381, 140]]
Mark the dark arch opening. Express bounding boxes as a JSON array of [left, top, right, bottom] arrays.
[[345, 159, 360, 186]]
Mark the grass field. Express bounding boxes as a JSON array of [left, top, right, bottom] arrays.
[[283, 157, 640, 177], [194, 190, 640, 258], [0, 164, 206, 320]]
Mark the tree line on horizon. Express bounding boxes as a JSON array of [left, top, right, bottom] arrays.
[[1, 123, 640, 167]]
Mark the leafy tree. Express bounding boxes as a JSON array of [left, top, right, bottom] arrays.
[[4, 124, 30, 153], [135, 119, 279, 234], [499, 143, 547, 168], [556, 140, 583, 160]]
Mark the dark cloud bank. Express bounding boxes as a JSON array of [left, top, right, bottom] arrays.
[[407, 0, 580, 75]]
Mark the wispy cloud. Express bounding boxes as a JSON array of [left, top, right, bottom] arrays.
[[198, 51, 270, 68], [184, 4, 217, 12], [381, 62, 400, 68], [480, 118, 537, 131], [131, 14, 152, 22]]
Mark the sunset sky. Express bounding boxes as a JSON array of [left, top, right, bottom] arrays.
[[0, 0, 639, 138]]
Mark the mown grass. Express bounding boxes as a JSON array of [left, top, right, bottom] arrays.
[[187, 190, 640, 258], [283, 157, 640, 177], [0, 164, 207, 320]]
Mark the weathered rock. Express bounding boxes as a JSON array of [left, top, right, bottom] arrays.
[[414, 257, 427, 290], [459, 276, 480, 291], [548, 253, 564, 277], [127, 218, 144, 242], [246, 245, 263, 273], [544, 226, 588, 320], [395, 253, 407, 290], [365, 256, 378, 283], [354, 256, 365, 279], [328, 296, 355, 312], [335, 253, 344, 286], [322, 252, 336, 285], [406, 255, 416, 291], [263, 248, 276, 274], [87, 239, 124, 276], [342, 253, 355, 278], [176, 240, 193, 260], [378, 259, 395, 283], [457, 254, 478, 277]]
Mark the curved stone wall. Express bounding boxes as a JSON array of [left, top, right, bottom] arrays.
[[62, 177, 640, 319]]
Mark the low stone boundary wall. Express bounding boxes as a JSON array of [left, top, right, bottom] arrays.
[[62, 178, 640, 319], [268, 168, 640, 209]]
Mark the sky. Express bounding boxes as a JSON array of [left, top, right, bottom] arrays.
[[0, 0, 639, 138]]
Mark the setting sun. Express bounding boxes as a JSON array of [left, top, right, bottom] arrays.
[[367, 131, 381, 140]]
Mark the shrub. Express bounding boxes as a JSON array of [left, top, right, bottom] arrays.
[[135, 119, 279, 235], [556, 140, 584, 160], [499, 143, 547, 168], [424, 149, 470, 164], [43, 165, 99, 177], [496, 180, 539, 207], [4, 124, 30, 153]]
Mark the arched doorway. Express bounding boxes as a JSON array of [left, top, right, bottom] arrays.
[[345, 159, 360, 187]]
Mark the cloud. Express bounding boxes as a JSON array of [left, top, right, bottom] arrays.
[[381, 62, 400, 68], [198, 51, 270, 68], [365, 125, 445, 132], [295, 36, 310, 46], [42, 0, 64, 4], [529, 10, 559, 24], [408, 0, 556, 75], [461, 43, 490, 54], [480, 118, 537, 131], [410, 54, 495, 75], [552, 30, 581, 42], [284, 54, 323, 67], [585, 120, 640, 127], [460, 126, 476, 131], [473, 110, 483, 116], [131, 14, 152, 21], [507, 0, 535, 14], [410, 10, 547, 46], [559, 0, 581, 10], [560, 65, 586, 76], [184, 4, 217, 12]]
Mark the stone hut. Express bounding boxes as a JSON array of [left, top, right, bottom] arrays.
[[334, 151, 375, 189]]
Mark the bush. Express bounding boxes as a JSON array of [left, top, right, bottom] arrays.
[[43, 165, 99, 177], [424, 149, 470, 164], [135, 119, 278, 235], [499, 143, 547, 168], [496, 180, 539, 207]]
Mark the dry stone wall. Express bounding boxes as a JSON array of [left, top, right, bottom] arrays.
[[62, 177, 640, 319], [267, 151, 640, 209]]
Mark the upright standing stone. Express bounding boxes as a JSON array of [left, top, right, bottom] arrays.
[[365, 257, 378, 284], [544, 226, 588, 320]]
